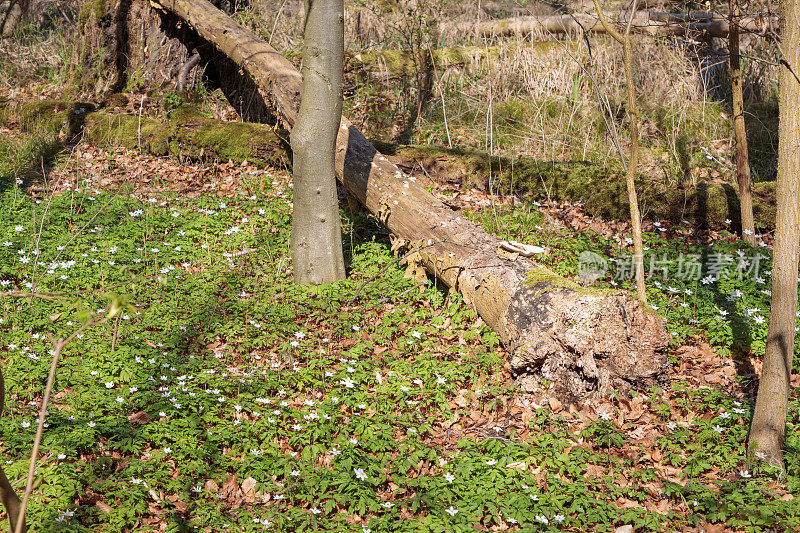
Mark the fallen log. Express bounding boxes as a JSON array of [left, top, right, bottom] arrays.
[[451, 12, 778, 38], [153, 0, 669, 398], [345, 42, 562, 81]]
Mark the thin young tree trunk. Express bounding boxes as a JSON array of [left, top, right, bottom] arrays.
[[748, 0, 800, 466], [593, 0, 646, 305], [729, 0, 756, 245], [152, 0, 670, 398], [0, 370, 24, 533], [290, 0, 346, 284]]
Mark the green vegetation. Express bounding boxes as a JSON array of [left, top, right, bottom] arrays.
[[2, 100, 289, 170], [83, 108, 288, 169], [0, 0, 793, 530], [0, 130, 798, 529], [381, 144, 777, 230]]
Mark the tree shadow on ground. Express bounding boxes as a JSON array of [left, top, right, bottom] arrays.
[[696, 246, 758, 383]]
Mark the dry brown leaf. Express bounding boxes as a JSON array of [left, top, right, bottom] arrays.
[[127, 411, 150, 424], [241, 477, 257, 496], [548, 397, 563, 412]]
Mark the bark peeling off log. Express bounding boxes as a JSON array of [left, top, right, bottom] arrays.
[[419, 237, 669, 398]]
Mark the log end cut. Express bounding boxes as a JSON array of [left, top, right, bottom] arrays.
[[508, 281, 669, 400]]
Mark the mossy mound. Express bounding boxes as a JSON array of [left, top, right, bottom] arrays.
[[83, 106, 288, 169], [2, 99, 289, 170], [584, 175, 776, 231], [387, 144, 777, 231], [7, 99, 96, 136]]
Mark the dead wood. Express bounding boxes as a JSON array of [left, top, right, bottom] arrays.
[[149, 0, 670, 398], [450, 12, 778, 39]]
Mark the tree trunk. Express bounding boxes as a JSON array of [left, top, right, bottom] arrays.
[[152, 0, 669, 398], [73, 0, 199, 96], [73, 0, 275, 123], [729, 0, 756, 246], [593, 0, 646, 305], [0, 0, 25, 37], [748, 0, 800, 466], [290, 0, 346, 284]]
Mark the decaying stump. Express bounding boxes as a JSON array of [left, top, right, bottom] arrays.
[[118, 0, 669, 398]]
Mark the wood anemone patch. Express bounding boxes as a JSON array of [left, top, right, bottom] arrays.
[[2, 0, 672, 399], [58, 0, 669, 399]]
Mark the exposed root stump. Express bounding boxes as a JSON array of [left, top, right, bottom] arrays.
[[508, 287, 669, 398]]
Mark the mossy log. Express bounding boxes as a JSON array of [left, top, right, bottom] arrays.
[[2, 99, 95, 137], [83, 107, 287, 169], [2, 99, 288, 169], [452, 12, 778, 38], [345, 43, 561, 79], [132, 0, 670, 397], [394, 144, 777, 232]]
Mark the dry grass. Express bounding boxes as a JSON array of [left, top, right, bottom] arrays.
[[395, 35, 733, 166], [0, 10, 75, 93], [0, 0, 780, 184], [248, 0, 777, 174]]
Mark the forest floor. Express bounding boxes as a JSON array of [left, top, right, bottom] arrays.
[[1, 103, 800, 531], [0, 1, 796, 528]]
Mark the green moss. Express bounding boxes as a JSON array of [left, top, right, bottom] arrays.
[[0, 97, 9, 125], [585, 178, 776, 230], [15, 100, 95, 137], [82, 104, 288, 169], [124, 67, 146, 93], [387, 144, 777, 231], [94, 0, 106, 20], [83, 112, 165, 154], [391, 144, 612, 197], [525, 266, 582, 292], [524, 266, 617, 299], [77, 0, 104, 24], [19, 100, 69, 133], [169, 105, 204, 122]]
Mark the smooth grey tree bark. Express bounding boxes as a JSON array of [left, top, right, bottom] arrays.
[[290, 0, 346, 284], [748, 0, 800, 465]]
